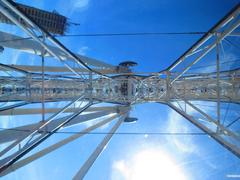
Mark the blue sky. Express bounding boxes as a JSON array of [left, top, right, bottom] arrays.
[[1, 0, 240, 179]]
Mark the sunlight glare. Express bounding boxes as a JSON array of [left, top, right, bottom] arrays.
[[113, 149, 187, 180]]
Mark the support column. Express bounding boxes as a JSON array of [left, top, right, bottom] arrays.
[[73, 114, 127, 180], [216, 33, 221, 131]]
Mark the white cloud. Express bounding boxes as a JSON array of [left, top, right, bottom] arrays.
[[78, 46, 89, 56], [72, 0, 90, 9], [68, 0, 90, 15], [166, 107, 197, 153], [0, 116, 10, 128], [165, 100, 219, 154], [58, 0, 90, 17], [164, 100, 230, 177], [11, 51, 21, 65]]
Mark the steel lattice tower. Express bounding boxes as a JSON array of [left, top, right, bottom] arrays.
[[0, 1, 239, 179]]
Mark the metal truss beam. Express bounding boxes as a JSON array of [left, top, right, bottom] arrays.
[[0, 31, 115, 70], [0, 5, 83, 78], [177, 98, 240, 140], [0, 106, 128, 116], [0, 0, 112, 78], [0, 101, 92, 173], [0, 1, 239, 178], [6, 65, 117, 74], [170, 86, 240, 140], [0, 63, 29, 75], [167, 4, 240, 72], [170, 16, 240, 84], [0, 109, 126, 144], [0, 102, 28, 112], [0, 95, 85, 157], [168, 102, 240, 158], [0, 113, 122, 177]]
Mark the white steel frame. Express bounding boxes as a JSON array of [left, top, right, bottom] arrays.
[[0, 0, 239, 178]]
